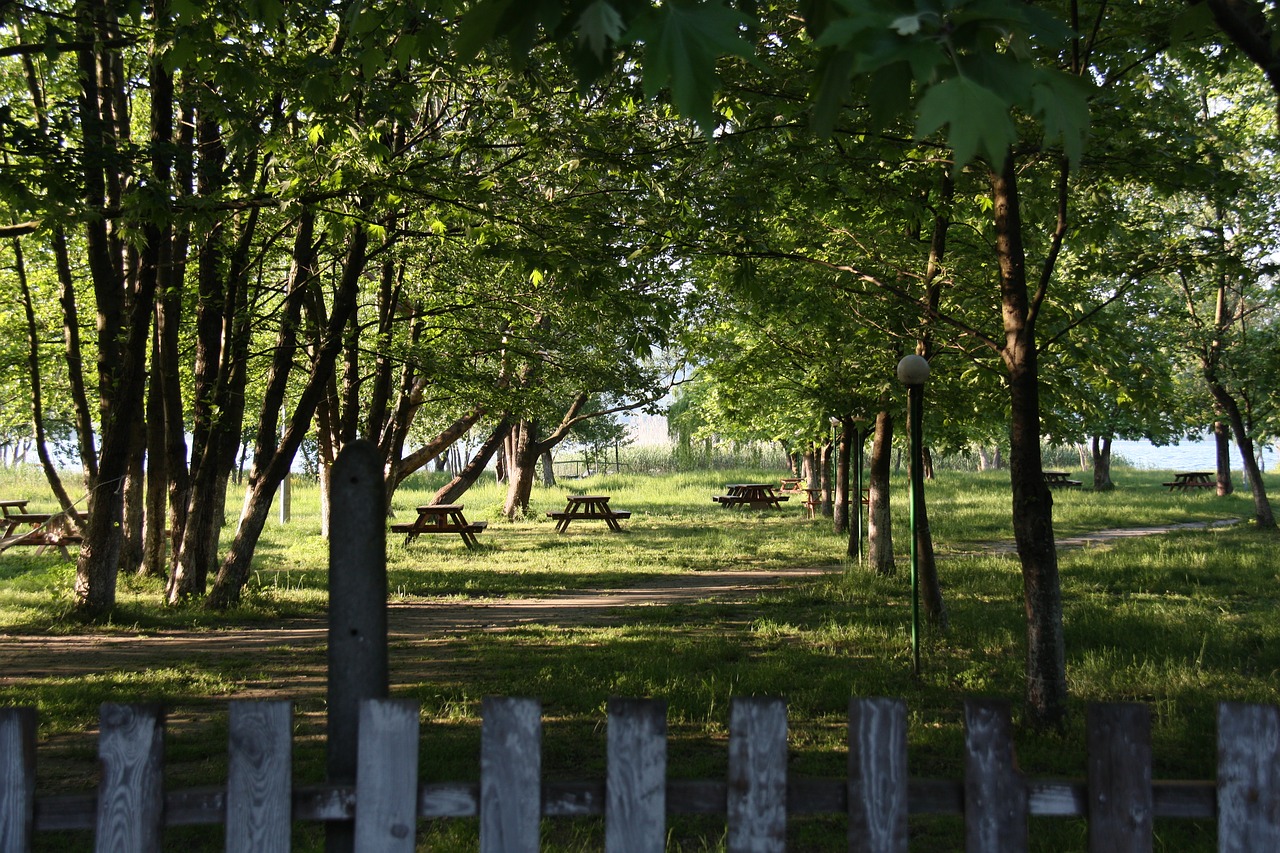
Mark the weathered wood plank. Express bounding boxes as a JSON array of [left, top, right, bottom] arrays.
[[727, 697, 787, 853], [480, 697, 541, 853], [1218, 702, 1280, 851], [1087, 703, 1152, 852], [355, 699, 420, 852], [963, 700, 1025, 853], [848, 697, 908, 853], [0, 707, 36, 853], [226, 701, 292, 853], [606, 698, 667, 853], [95, 703, 164, 853]]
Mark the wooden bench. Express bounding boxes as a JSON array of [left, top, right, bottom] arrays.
[[0, 499, 29, 518], [392, 504, 487, 549], [1043, 471, 1081, 489], [1163, 472, 1214, 491], [548, 495, 630, 532], [0, 513, 83, 560]]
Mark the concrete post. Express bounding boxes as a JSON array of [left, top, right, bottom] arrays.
[[326, 439, 388, 852]]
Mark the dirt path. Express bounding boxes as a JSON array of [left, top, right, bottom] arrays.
[[0, 519, 1240, 681]]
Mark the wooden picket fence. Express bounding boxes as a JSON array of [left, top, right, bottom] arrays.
[[2, 695, 1278, 852]]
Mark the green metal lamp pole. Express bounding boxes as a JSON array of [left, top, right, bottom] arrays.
[[897, 355, 930, 676]]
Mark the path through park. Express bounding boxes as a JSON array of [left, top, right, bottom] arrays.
[[0, 518, 1240, 690]]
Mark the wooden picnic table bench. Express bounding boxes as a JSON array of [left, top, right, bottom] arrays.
[[547, 495, 630, 533], [1043, 471, 1082, 489], [390, 504, 487, 549], [0, 509, 85, 560], [712, 483, 790, 510], [0, 500, 29, 518], [801, 487, 824, 519], [1163, 471, 1214, 492], [778, 478, 804, 494]]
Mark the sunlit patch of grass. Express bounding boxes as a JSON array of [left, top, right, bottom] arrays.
[[0, 465, 1276, 851]]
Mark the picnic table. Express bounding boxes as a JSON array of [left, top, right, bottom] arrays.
[[390, 504, 487, 550], [0, 500, 29, 518], [712, 483, 790, 510], [1163, 471, 1214, 492], [0, 508, 85, 559], [802, 487, 824, 519], [1043, 471, 1082, 489], [778, 478, 804, 494], [547, 495, 631, 533]]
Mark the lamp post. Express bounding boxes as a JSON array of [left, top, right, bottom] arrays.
[[897, 354, 929, 675], [846, 417, 866, 564]]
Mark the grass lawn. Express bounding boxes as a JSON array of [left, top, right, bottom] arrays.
[[0, 464, 1276, 851]]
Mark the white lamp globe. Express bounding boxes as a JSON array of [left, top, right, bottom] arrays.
[[896, 354, 930, 385]]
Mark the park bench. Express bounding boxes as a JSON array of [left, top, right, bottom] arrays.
[[390, 504, 487, 549], [1163, 472, 1214, 491], [1043, 471, 1081, 489], [0, 511, 84, 560], [547, 495, 630, 532]]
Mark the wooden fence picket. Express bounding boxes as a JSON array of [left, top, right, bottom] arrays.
[[1087, 703, 1152, 852], [1218, 702, 1280, 851], [0, 707, 36, 852], [354, 699, 420, 852], [480, 696, 541, 853], [848, 697, 909, 853], [226, 701, 293, 853], [94, 703, 164, 853], [605, 698, 667, 853], [2, 697, 1278, 851], [963, 700, 1026, 853], [727, 697, 787, 853]]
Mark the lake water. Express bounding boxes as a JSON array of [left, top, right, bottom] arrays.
[[1110, 436, 1275, 471]]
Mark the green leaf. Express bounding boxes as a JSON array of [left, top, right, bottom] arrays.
[[1030, 72, 1091, 164], [810, 49, 855, 136], [578, 0, 625, 59], [915, 76, 1016, 170], [627, 2, 758, 130], [1169, 1, 1216, 44], [455, 0, 518, 61], [866, 61, 913, 129]]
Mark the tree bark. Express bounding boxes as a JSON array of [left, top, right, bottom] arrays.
[[867, 408, 895, 576], [1208, 383, 1276, 528], [14, 238, 80, 518], [206, 220, 371, 609], [1091, 435, 1115, 491], [433, 417, 512, 505], [1214, 420, 1234, 495], [833, 422, 851, 533], [992, 156, 1068, 729]]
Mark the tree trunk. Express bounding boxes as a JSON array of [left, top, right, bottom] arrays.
[[992, 156, 1068, 729], [540, 450, 557, 486], [13, 237, 79, 517], [867, 408, 895, 576], [121, 419, 147, 574], [907, 388, 947, 631], [820, 441, 833, 518], [503, 420, 540, 519], [434, 418, 512, 505], [206, 218, 371, 609], [1209, 384, 1276, 528], [833, 418, 852, 535], [1214, 420, 1234, 495], [1091, 436, 1115, 492], [141, 323, 169, 579]]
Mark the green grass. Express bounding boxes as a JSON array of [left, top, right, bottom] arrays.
[[0, 464, 1276, 851]]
